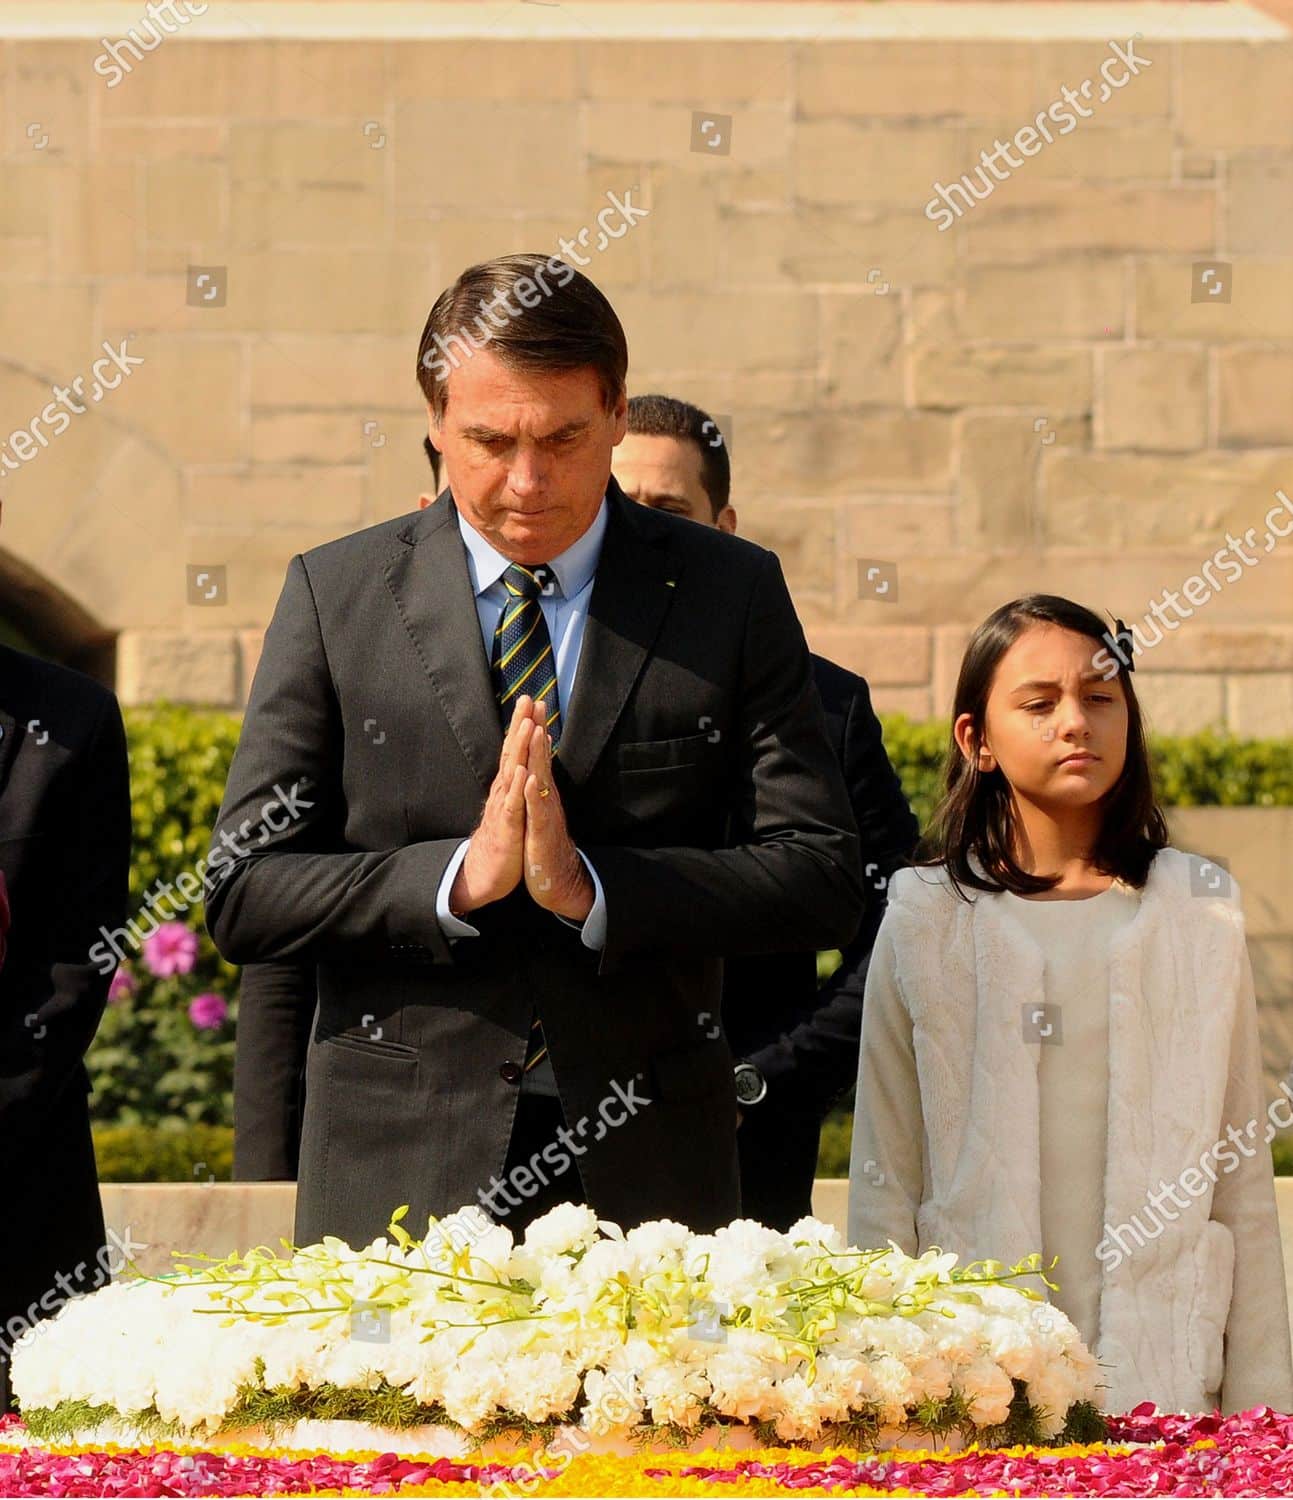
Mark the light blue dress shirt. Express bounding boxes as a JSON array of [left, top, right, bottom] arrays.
[[432, 495, 610, 951]]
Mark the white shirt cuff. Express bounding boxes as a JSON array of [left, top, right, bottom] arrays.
[[554, 849, 606, 950], [435, 839, 480, 939]]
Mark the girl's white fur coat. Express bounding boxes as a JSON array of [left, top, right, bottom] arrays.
[[848, 846, 1293, 1417]]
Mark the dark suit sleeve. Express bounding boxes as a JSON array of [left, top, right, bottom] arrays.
[[586, 550, 864, 974], [204, 555, 464, 967], [745, 676, 920, 1119], [0, 691, 131, 1144], [233, 960, 315, 1180]]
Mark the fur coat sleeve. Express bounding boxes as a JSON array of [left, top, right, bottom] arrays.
[[1213, 932, 1293, 1414], [847, 918, 924, 1254]]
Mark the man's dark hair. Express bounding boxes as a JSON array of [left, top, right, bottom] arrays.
[[626, 394, 731, 519], [415, 254, 627, 422], [422, 435, 441, 488]]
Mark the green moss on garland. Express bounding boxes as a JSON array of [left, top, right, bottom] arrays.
[[1060, 1400, 1108, 1445], [912, 1390, 971, 1441], [970, 1380, 1048, 1450], [20, 1383, 1108, 1452], [473, 1410, 563, 1448], [21, 1401, 118, 1444], [751, 1417, 784, 1448], [829, 1408, 884, 1450], [221, 1379, 461, 1440], [628, 1419, 710, 1451]]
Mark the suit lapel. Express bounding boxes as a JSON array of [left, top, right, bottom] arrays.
[[384, 482, 682, 793], [384, 494, 502, 792], [555, 482, 681, 788]]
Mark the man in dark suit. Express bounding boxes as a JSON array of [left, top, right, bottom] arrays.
[[613, 396, 919, 1230], [0, 509, 132, 1407], [235, 415, 918, 1226], [207, 254, 862, 1245]]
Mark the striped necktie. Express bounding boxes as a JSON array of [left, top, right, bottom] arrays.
[[491, 562, 562, 748], [492, 561, 560, 1089]]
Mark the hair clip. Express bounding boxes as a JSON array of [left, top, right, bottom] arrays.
[[1111, 617, 1136, 672]]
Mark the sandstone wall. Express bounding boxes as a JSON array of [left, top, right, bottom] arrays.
[[0, 2, 1289, 732]]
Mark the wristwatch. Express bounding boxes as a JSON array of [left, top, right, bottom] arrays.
[[733, 1061, 767, 1107]]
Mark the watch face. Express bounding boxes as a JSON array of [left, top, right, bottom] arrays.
[[734, 1064, 766, 1105]]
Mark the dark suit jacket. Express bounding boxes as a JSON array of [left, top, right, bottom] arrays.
[[726, 656, 918, 1113], [0, 647, 131, 1408], [230, 665, 919, 1202], [728, 655, 919, 1228], [207, 480, 862, 1244]]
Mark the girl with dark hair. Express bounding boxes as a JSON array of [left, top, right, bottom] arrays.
[[848, 594, 1292, 1418]]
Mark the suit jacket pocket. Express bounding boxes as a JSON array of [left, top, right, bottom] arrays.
[[617, 732, 721, 773], [614, 737, 725, 838], [320, 1031, 419, 1062], [299, 1028, 423, 1247]]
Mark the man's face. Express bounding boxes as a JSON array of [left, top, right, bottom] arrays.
[[429, 348, 626, 563], [613, 432, 735, 532]]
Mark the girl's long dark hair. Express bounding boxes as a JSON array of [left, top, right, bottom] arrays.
[[917, 594, 1169, 899]]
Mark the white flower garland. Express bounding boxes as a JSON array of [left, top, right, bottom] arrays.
[[12, 1203, 1102, 1444]]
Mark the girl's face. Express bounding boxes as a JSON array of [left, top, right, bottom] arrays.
[[955, 622, 1129, 813]]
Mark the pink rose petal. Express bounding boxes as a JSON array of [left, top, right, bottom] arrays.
[[5, 1408, 1293, 1495]]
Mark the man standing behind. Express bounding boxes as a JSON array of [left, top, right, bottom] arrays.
[[0, 497, 132, 1408], [208, 255, 862, 1244], [613, 396, 919, 1230]]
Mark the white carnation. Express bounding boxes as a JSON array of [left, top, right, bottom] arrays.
[[956, 1354, 1016, 1427], [772, 1373, 826, 1442], [979, 1311, 1044, 1385], [571, 1236, 638, 1288], [499, 1351, 581, 1423], [868, 1351, 922, 1427], [640, 1357, 710, 1430], [580, 1366, 644, 1435], [1024, 1362, 1082, 1437], [704, 1346, 779, 1422], [522, 1203, 601, 1258], [624, 1219, 692, 1265], [441, 1354, 507, 1429], [784, 1216, 846, 1255]]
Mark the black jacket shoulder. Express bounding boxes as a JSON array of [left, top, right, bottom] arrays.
[[809, 652, 867, 717], [0, 644, 117, 722]]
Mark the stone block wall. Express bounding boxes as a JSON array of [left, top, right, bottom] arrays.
[[0, 2, 1289, 734]]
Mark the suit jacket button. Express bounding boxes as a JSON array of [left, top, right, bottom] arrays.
[[499, 1061, 522, 1085]]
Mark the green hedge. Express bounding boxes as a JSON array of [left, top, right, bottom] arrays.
[[879, 716, 1293, 832], [93, 1122, 234, 1182], [118, 708, 1293, 898], [87, 708, 243, 1127], [125, 704, 243, 916], [91, 1117, 1293, 1185], [90, 706, 1292, 1135]]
